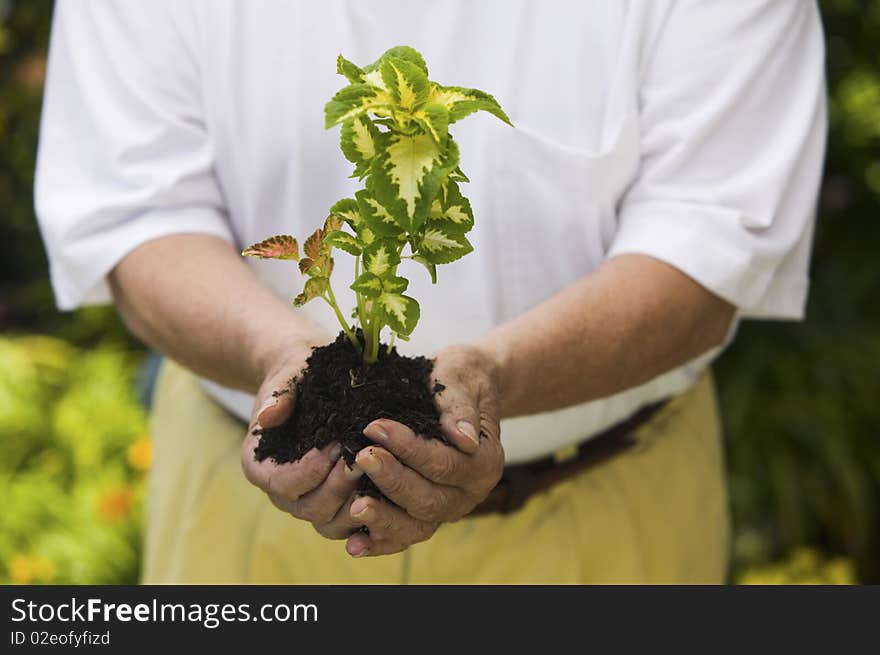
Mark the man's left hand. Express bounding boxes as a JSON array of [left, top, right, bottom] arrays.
[[345, 344, 505, 558]]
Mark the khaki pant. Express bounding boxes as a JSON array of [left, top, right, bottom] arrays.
[[143, 360, 731, 584]]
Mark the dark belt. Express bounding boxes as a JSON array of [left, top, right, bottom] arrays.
[[468, 399, 670, 517]]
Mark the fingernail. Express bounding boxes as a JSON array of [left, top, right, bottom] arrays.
[[457, 420, 479, 445], [256, 396, 278, 421], [350, 544, 369, 558], [351, 497, 369, 517], [363, 423, 389, 441], [344, 464, 363, 481], [328, 443, 342, 463], [357, 451, 381, 474]]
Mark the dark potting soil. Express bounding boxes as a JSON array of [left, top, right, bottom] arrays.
[[253, 331, 445, 497]]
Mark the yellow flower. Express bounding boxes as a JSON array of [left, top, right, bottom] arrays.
[[127, 436, 152, 472], [97, 485, 134, 522]]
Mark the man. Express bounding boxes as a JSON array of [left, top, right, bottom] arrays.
[[36, 0, 826, 583]]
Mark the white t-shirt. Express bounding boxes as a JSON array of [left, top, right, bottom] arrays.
[[35, 0, 827, 464]]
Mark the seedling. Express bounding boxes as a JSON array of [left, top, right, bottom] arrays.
[[243, 46, 510, 364]]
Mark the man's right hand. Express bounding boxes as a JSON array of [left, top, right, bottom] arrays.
[[240, 344, 367, 540]]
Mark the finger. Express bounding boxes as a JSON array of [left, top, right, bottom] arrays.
[[288, 458, 364, 524], [362, 419, 471, 487], [252, 376, 296, 430], [345, 496, 438, 557], [429, 371, 482, 455], [241, 439, 339, 501], [312, 493, 367, 540], [355, 445, 468, 522]]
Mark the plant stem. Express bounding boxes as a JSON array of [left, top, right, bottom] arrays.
[[354, 255, 368, 329], [323, 282, 360, 352]]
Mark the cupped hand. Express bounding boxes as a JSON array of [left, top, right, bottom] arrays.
[[240, 342, 367, 540], [344, 343, 505, 558]]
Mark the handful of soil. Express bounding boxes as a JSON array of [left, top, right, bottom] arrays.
[[253, 331, 445, 497]]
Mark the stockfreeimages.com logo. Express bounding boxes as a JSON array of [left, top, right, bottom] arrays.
[[11, 597, 318, 630]]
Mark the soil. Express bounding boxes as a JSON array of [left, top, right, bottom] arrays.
[[252, 330, 445, 497]]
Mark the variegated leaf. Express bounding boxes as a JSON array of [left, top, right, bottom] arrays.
[[293, 276, 329, 307], [412, 255, 438, 284], [336, 54, 363, 83], [427, 84, 512, 125], [366, 46, 428, 76], [429, 180, 474, 233], [370, 132, 459, 232], [324, 83, 392, 128], [241, 235, 299, 261], [362, 239, 401, 277], [377, 292, 420, 336], [382, 275, 409, 294], [356, 188, 402, 237], [340, 115, 382, 179], [303, 228, 323, 259], [380, 56, 428, 112], [350, 272, 383, 298], [412, 103, 449, 145], [323, 229, 362, 255], [323, 214, 343, 233], [449, 165, 470, 183], [359, 225, 376, 246], [416, 224, 473, 264], [329, 198, 361, 228]]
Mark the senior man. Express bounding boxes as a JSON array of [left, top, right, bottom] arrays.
[[36, 0, 825, 583]]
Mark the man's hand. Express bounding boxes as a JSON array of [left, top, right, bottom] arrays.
[[344, 344, 505, 558], [240, 341, 367, 540]]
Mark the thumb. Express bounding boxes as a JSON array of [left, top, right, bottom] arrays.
[[252, 370, 297, 429]]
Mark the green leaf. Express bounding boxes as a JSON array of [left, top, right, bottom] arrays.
[[380, 56, 429, 112], [370, 132, 459, 232], [340, 115, 382, 179], [336, 54, 364, 83], [412, 255, 438, 284], [329, 198, 361, 228], [429, 180, 474, 233], [382, 275, 409, 294], [412, 103, 449, 145], [377, 293, 420, 336], [241, 235, 299, 261], [449, 166, 470, 183], [323, 230, 362, 255], [428, 84, 512, 125], [350, 272, 383, 298], [324, 83, 392, 128], [356, 189, 403, 237], [293, 277, 329, 307], [365, 46, 428, 77], [416, 224, 473, 264], [362, 239, 401, 277]]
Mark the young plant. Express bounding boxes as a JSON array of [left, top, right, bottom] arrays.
[[243, 46, 510, 364]]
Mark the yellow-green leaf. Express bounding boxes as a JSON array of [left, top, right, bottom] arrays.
[[362, 239, 400, 277], [380, 56, 428, 112], [371, 132, 459, 232], [350, 272, 383, 298], [377, 293, 420, 336], [323, 230, 362, 256], [325, 83, 392, 128], [428, 84, 512, 125], [329, 198, 361, 228], [356, 189, 402, 237], [336, 54, 363, 83], [412, 103, 449, 145], [293, 277, 329, 307], [241, 235, 299, 261], [417, 224, 473, 264], [382, 275, 409, 294], [341, 115, 382, 179], [429, 180, 474, 233]]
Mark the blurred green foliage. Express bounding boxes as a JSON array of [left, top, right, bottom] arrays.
[[0, 335, 149, 584], [0, 0, 877, 583]]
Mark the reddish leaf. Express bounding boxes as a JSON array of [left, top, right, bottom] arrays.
[[241, 235, 299, 260], [323, 214, 344, 233], [304, 229, 323, 259]]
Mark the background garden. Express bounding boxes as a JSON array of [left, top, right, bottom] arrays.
[[1, 0, 877, 584]]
